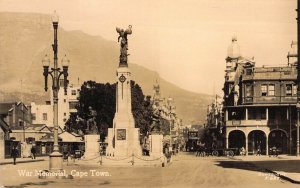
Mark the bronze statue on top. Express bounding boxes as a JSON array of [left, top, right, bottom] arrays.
[[86, 106, 98, 134], [116, 25, 132, 67]]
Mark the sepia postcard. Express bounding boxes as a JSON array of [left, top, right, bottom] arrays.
[[0, 0, 299, 187]]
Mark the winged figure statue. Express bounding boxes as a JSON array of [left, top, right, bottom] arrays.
[[116, 25, 132, 66]]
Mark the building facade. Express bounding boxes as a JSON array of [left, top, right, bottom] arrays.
[[31, 81, 80, 129], [0, 118, 11, 160], [151, 81, 182, 144], [206, 95, 223, 130], [223, 37, 298, 155], [206, 95, 224, 148]]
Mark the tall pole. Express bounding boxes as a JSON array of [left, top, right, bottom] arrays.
[[48, 13, 63, 171], [22, 105, 25, 142], [170, 113, 172, 147], [289, 105, 292, 155], [20, 79, 25, 143], [42, 11, 69, 172], [52, 19, 59, 153], [297, 0, 300, 157]]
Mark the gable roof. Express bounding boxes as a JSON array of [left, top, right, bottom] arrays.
[[0, 102, 29, 115], [39, 131, 83, 142], [48, 126, 63, 134], [58, 131, 83, 142], [40, 134, 62, 142], [25, 124, 52, 133]]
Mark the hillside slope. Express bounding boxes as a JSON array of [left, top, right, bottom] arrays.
[[0, 12, 212, 124]]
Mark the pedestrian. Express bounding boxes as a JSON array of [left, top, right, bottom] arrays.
[[169, 144, 173, 155], [196, 140, 201, 157], [11, 146, 18, 165], [172, 143, 176, 155], [31, 146, 36, 159], [212, 142, 216, 149], [163, 143, 170, 158], [270, 146, 278, 157], [240, 147, 246, 156], [256, 144, 261, 156]]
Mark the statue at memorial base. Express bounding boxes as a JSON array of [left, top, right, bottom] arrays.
[[85, 106, 99, 135], [83, 106, 100, 159], [149, 106, 162, 135]]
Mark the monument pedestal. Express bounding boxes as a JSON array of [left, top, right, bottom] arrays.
[[49, 151, 63, 171], [106, 65, 142, 158], [83, 135, 100, 159], [106, 127, 142, 157], [149, 134, 163, 158]]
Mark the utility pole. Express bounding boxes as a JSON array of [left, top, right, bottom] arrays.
[[289, 104, 292, 155], [21, 79, 25, 143]]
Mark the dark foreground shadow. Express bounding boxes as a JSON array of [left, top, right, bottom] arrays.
[[4, 181, 55, 188], [215, 160, 261, 172], [215, 159, 300, 174]]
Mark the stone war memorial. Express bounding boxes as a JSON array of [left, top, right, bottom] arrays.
[[78, 26, 168, 166], [103, 26, 167, 166], [106, 25, 142, 158]]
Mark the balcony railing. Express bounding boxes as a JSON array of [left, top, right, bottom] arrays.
[[226, 119, 268, 126], [226, 119, 296, 127], [242, 96, 297, 104]]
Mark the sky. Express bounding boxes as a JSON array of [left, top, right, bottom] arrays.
[[0, 0, 297, 95]]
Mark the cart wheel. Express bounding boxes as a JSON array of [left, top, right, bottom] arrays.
[[212, 150, 219, 156], [228, 150, 234, 157]]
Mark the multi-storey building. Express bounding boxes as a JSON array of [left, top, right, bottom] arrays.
[[223, 37, 297, 155], [151, 81, 181, 143], [31, 80, 80, 129], [206, 95, 223, 130], [0, 102, 32, 131], [0, 118, 10, 159], [206, 95, 224, 147]]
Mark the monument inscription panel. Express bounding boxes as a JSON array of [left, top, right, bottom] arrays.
[[117, 129, 126, 140]]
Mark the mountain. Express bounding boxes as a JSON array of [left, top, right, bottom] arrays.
[[0, 12, 212, 124]]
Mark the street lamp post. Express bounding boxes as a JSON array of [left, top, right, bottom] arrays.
[[167, 97, 173, 148], [42, 11, 70, 171], [170, 113, 173, 146], [297, 1, 300, 157]]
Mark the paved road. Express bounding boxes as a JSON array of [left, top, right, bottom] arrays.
[[1, 152, 298, 188]]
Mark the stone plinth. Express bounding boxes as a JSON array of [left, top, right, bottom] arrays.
[[106, 127, 142, 157], [49, 151, 63, 171], [83, 135, 100, 159], [149, 134, 163, 158]]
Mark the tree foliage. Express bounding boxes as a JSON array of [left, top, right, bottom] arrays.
[[131, 81, 153, 136], [65, 80, 153, 139], [65, 81, 116, 139], [160, 118, 170, 135]]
